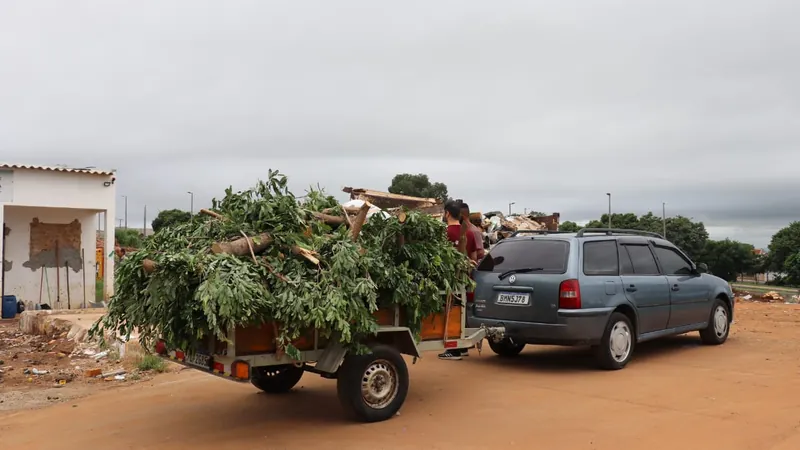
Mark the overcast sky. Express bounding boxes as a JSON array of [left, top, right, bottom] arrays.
[[1, 0, 798, 248]]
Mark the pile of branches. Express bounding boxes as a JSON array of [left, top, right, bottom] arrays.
[[91, 170, 473, 358]]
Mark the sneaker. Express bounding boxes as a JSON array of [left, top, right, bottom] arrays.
[[438, 351, 462, 361]]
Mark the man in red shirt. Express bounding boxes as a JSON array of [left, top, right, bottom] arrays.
[[439, 200, 475, 360], [460, 203, 485, 261]]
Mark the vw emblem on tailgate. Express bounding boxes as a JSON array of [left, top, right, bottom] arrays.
[[508, 275, 516, 284]]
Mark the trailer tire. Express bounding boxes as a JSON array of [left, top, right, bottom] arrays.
[[337, 344, 409, 423], [250, 364, 304, 394]]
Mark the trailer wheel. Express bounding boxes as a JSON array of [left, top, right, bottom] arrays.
[[336, 344, 409, 423], [250, 364, 304, 394]]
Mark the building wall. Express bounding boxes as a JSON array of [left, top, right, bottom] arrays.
[[2, 168, 116, 210], [0, 167, 116, 303], [2, 206, 98, 309]]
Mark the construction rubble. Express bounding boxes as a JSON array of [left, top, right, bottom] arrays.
[[342, 187, 560, 247]]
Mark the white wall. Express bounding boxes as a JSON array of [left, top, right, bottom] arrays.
[[2, 206, 99, 309], [0, 168, 116, 303], [4, 168, 116, 210]]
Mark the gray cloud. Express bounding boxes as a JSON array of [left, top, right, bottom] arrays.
[[2, 0, 799, 248]]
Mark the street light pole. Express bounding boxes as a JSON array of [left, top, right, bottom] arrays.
[[662, 202, 667, 238], [122, 195, 128, 228], [508, 202, 515, 216], [187, 191, 194, 216], [606, 193, 612, 228]]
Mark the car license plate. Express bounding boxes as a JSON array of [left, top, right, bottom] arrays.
[[184, 352, 212, 369], [496, 292, 530, 305]]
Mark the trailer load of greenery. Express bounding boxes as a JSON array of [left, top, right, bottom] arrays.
[[91, 171, 472, 358]]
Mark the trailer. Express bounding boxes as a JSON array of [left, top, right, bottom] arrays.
[[155, 290, 505, 422]]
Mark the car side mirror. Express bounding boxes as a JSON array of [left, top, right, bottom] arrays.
[[696, 263, 708, 274]]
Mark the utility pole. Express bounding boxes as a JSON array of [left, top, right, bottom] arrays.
[[122, 195, 128, 228], [143, 205, 147, 236], [662, 202, 667, 238], [117, 218, 123, 228], [606, 193, 612, 228], [187, 191, 194, 217], [508, 202, 515, 216]]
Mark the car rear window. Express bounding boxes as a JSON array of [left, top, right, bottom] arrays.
[[477, 239, 569, 274]]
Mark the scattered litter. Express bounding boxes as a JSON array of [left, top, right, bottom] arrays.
[[114, 374, 126, 380], [743, 295, 752, 300], [93, 350, 110, 361], [84, 368, 102, 378], [31, 368, 48, 375], [100, 369, 126, 378], [82, 349, 97, 356], [762, 291, 785, 302]]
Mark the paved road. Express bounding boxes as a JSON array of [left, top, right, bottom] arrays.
[[2, 302, 800, 450]]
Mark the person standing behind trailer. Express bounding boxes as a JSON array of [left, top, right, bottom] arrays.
[[460, 203, 485, 261], [439, 200, 476, 361]]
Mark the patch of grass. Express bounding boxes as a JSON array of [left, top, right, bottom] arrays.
[[129, 372, 142, 381], [137, 354, 167, 373]]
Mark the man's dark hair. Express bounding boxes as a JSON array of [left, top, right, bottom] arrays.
[[460, 203, 470, 215], [444, 200, 462, 221]]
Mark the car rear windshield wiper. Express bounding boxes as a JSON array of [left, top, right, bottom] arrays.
[[498, 267, 544, 280]]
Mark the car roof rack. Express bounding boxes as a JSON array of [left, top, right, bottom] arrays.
[[575, 228, 665, 239], [509, 229, 573, 237]]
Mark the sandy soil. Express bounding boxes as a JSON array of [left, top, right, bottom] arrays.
[[2, 301, 800, 450]]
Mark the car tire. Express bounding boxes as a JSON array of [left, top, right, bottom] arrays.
[[700, 298, 730, 345], [336, 344, 409, 423], [250, 364, 305, 394], [488, 338, 526, 357], [594, 312, 635, 370]]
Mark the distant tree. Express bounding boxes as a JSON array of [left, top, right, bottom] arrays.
[[783, 252, 800, 285], [559, 221, 581, 232], [766, 222, 800, 272], [700, 239, 757, 282], [584, 212, 709, 260], [151, 209, 192, 233], [115, 228, 142, 248], [388, 173, 449, 203]]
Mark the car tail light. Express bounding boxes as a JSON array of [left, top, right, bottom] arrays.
[[559, 279, 581, 309], [231, 360, 250, 380], [154, 340, 167, 355]]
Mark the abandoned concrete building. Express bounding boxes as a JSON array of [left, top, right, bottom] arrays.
[[0, 163, 116, 311]]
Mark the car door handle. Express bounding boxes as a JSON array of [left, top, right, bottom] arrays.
[[626, 285, 637, 293], [671, 284, 680, 291]]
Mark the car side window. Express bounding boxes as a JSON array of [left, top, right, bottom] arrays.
[[653, 246, 693, 275], [621, 244, 659, 275], [619, 245, 634, 275], [583, 240, 619, 276]]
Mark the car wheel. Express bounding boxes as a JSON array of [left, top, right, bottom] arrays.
[[250, 364, 305, 394], [594, 312, 635, 370], [488, 338, 526, 357], [700, 298, 730, 345], [336, 344, 409, 423]]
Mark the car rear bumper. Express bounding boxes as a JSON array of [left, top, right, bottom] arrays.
[[469, 307, 614, 346]]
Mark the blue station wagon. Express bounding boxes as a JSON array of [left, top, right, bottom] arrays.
[[467, 228, 734, 370]]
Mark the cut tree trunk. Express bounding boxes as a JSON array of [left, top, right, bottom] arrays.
[[142, 259, 157, 274], [350, 204, 370, 241], [311, 212, 347, 226], [211, 233, 274, 256]]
